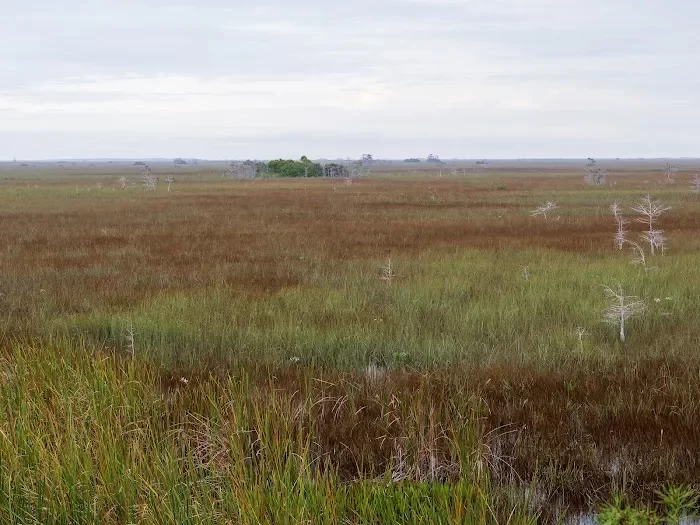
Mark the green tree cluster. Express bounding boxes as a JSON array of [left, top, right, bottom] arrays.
[[267, 157, 322, 178]]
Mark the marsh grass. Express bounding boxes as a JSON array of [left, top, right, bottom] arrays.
[[0, 339, 539, 524], [2, 166, 700, 521], [51, 248, 698, 369]]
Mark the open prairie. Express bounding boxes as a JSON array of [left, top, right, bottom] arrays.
[[2, 162, 700, 523]]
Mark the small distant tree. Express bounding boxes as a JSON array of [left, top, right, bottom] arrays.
[[627, 240, 655, 275], [141, 166, 157, 191], [323, 163, 349, 178], [380, 258, 395, 285], [226, 160, 266, 179], [521, 264, 531, 281], [165, 176, 174, 192], [602, 284, 646, 343], [347, 159, 369, 179], [631, 195, 670, 256], [641, 229, 667, 256], [611, 201, 628, 250], [575, 327, 589, 352], [584, 158, 608, 186], [663, 162, 678, 184], [117, 176, 128, 189], [691, 174, 700, 193], [531, 201, 557, 221]]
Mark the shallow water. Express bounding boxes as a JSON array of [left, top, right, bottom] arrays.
[[568, 514, 700, 525]]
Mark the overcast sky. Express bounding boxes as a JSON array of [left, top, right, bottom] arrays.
[[2, 0, 699, 160]]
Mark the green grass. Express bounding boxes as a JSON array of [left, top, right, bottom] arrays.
[[49, 247, 700, 369]]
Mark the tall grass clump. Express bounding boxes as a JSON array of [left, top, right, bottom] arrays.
[[0, 338, 538, 524]]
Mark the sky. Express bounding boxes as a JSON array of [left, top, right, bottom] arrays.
[[2, 0, 699, 160]]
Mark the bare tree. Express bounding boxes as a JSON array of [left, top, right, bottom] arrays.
[[347, 159, 368, 179], [615, 219, 629, 251], [225, 160, 263, 179], [602, 284, 646, 343], [641, 229, 667, 256], [626, 240, 655, 274], [471, 161, 485, 173], [323, 163, 349, 178], [125, 325, 136, 356], [610, 200, 622, 222], [165, 176, 174, 192], [521, 264, 531, 281], [380, 258, 395, 285], [117, 176, 128, 189], [575, 327, 589, 352], [663, 162, 678, 184], [141, 166, 157, 191], [691, 174, 700, 193], [584, 163, 608, 186], [611, 201, 628, 250], [531, 201, 557, 221], [631, 195, 670, 256]]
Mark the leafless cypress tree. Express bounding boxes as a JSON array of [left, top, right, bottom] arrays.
[[631, 195, 670, 256], [575, 327, 589, 352], [141, 166, 157, 191], [626, 240, 655, 274], [380, 258, 395, 285], [602, 284, 646, 343], [641, 229, 667, 256], [531, 201, 557, 221], [322, 163, 349, 178], [663, 162, 678, 184], [125, 325, 136, 356], [584, 159, 608, 186], [348, 159, 368, 179], [521, 265, 531, 281], [691, 174, 700, 193], [611, 201, 628, 250], [225, 161, 262, 179]]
